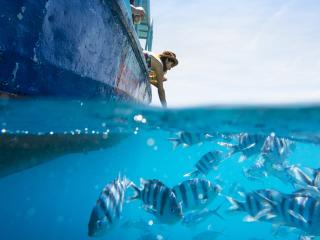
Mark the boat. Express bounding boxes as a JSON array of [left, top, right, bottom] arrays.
[[0, 0, 153, 103], [0, 0, 154, 177]]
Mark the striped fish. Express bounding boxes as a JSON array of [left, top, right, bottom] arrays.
[[218, 133, 266, 162], [228, 189, 320, 235], [184, 151, 223, 177], [129, 179, 183, 224], [88, 175, 131, 237], [243, 134, 295, 182], [260, 133, 295, 163], [284, 166, 320, 199], [172, 178, 221, 211], [168, 131, 214, 149], [243, 158, 293, 183], [226, 189, 284, 222], [266, 194, 320, 235], [285, 165, 314, 187]]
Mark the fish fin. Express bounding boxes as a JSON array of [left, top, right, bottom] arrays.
[[238, 155, 247, 163], [140, 178, 149, 186], [243, 208, 273, 222], [299, 234, 316, 240], [217, 142, 234, 148], [127, 182, 141, 201], [238, 191, 246, 198], [293, 185, 320, 198], [266, 213, 277, 220], [255, 192, 277, 207], [255, 208, 275, 220], [243, 215, 258, 222], [217, 142, 238, 156], [168, 138, 181, 150], [292, 187, 313, 196], [242, 143, 256, 151], [205, 133, 214, 139], [292, 167, 313, 186], [288, 210, 308, 223], [226, 196, 245, 212], [144, 205, 157, 215], [304, 167, 317, 176], [183, 170, 199, 178]]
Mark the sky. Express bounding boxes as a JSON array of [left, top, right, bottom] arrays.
[[149, 0, 320, 107]]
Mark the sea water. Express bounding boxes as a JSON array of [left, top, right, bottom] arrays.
[[0, 99, 319, 240]]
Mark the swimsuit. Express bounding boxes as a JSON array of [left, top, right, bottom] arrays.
[[144, 52, 157, 85]]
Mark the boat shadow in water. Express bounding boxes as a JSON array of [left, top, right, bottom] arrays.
[[0, 133, 127, 178]]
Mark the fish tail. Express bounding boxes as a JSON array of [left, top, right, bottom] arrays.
[[210, 204, 225, 220], [123, 176, 133, 189], [117, 172, 132, 188], [168, 138, 181, 150], [294, 167, 313, 186], [183, 170, 199, 178], [127, 182, 141, 201], [226, 196, 245, 212], [204, 133, 215, 140]]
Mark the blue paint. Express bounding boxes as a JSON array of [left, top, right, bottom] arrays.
[[0, 0, 151, 103]]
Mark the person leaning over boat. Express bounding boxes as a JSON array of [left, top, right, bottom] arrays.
[[144, 50, 179, 108], [130, 0, 145, 24]]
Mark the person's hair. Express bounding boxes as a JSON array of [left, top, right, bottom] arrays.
[[160, 56, 168, 73]]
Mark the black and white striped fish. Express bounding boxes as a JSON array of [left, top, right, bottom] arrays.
[[260, 133, 295, 163], [243, 158, 293, 183], [218, 133, 266, 162], [226, 189, 284, 222], [129, 179, 183, 224], [286, 166, 320, 199], [184, 151, 224, 177], [266, 194, 320, 235], [228, 189, 320, 235], [88, 175, 131, 237], [243, 134, 295, 182], [168, 131, 214, 149], [172, 178, 221, 211]]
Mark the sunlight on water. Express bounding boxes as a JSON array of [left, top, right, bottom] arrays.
[[0, 99, 320, 240]]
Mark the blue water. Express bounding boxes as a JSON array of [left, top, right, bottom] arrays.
[[0, 100, 320, 240]]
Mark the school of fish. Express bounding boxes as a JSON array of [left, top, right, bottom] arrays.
[[87, 131, 320, 240]]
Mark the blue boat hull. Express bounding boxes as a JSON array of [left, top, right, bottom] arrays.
[[0, 0, 151, 103]]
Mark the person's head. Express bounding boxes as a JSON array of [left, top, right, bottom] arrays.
[[159, 51, 179, 72], [132, 6, 145, 24]]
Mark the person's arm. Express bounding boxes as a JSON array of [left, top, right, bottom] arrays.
[[157, 79, 167, 108], [151, 54, 168, 108]]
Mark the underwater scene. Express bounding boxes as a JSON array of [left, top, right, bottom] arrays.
[[1, 100, 320, 240]]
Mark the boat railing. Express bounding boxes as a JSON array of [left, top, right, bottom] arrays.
[[110, 0, 150, 78]]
